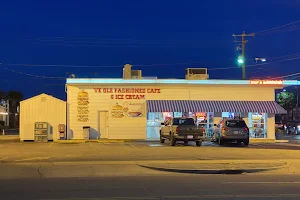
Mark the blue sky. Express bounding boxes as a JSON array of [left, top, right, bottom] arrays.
[[0, 0, 299, 100]]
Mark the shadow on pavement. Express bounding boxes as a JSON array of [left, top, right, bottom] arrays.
[[138, 165, 271, 175]]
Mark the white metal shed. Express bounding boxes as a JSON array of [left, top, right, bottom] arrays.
[[20, 93, 66, 141]]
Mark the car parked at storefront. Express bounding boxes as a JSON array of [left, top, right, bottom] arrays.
[[285, 120, 300, 134], [211, 118, 250, 146], [160, 117, 205, 146]]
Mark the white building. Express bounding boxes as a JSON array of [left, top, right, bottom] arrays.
[[0, 105, 7, 126], [20, 93, 66, 141], [65, 65, 300, 141]]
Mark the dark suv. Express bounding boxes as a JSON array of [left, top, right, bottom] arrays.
[[285, 121, 300, 135], [212, 118, 250, 146]]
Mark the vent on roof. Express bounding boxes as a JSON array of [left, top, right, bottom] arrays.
[[131, 70, 142, 79], [185, 68, 209, 80], [41, 97, 46, 102]]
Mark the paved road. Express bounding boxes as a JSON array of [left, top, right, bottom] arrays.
[[1, 174, 300, 199], [283, 134, 300, 143], [2, 141, 300, 163]]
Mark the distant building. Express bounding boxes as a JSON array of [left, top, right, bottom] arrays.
[[0, 105, 7, 125]]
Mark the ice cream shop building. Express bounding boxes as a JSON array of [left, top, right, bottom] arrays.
[[66, 64, 299, 141]]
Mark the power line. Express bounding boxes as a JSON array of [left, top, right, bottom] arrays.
[[0, 64, 65, 79], [257, 25, 300, 36], [255, 19, 300, 35], [208, 56, 300, 71], [31, 37, 234, 44], [272, 72, 300, 79], [4, 61, 216, 68]]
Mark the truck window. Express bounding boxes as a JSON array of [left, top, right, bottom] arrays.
[[173, 118, 195, 125], [226, 120, 247, 128]]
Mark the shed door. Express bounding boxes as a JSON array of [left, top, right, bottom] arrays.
[[98, 111, 108, 139]]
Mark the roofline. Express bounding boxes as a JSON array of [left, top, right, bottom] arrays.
[[20, 93, 66, 104], [66, 78, 300, 86]]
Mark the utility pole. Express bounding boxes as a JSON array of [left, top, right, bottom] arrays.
[[6, 100, 9, 127], [233, 31, 255, 79]]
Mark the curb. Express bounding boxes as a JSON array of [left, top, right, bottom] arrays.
[[53, 139, 137, 144], [275, 140, 289, 143], [4, 159, 288, 165]]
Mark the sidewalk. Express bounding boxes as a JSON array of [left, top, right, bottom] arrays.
[[0, 135, 19, 142]]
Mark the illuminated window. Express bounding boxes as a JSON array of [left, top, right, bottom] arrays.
[[248, 113, 268, 138]]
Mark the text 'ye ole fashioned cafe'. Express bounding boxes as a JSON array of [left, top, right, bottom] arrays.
[[93, 87, 161, 100], [63, 64, 300, 141]]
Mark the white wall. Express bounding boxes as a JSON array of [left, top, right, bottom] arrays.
[[67, 84, 278, 140], [20, 94, 66, 141], [267, 114, 275, 139]]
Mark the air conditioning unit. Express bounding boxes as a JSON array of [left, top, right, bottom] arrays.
[[131, 70, 142, 79], [185, 68, 209, 80]]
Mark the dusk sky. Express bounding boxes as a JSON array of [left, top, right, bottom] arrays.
[[0, 0, 299, 100]]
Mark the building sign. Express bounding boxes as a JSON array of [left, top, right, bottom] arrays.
[[77, 90, 89, 122], [250, 80, 283, 85], [94, 88, 161, 100], [111, 102, 145, 118]]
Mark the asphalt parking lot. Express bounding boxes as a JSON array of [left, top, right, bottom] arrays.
[[1, 140, 300, 164]]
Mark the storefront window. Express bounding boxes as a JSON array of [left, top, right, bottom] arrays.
[[222, 112, 242, 119], [248, 113, 268, 138], [146, 112, 164, 139]]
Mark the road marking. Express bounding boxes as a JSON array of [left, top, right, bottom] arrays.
[[88, 142, 93, 147], [40, 194, 300, 199], [14, 157, 50, 162], [49, 142, 54, 147], [223, 181, 300, 184]]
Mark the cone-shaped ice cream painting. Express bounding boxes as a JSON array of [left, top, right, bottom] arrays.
[[77, 90, 89, 122]]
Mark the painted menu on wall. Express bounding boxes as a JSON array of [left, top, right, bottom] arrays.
[[77, 90, 89, 122], [111, 101, 145, 118]]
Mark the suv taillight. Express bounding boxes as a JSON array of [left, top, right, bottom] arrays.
[[222, 127, 229, 132], [244, 127, 249, 131]]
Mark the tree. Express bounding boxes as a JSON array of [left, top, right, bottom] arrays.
[[276, 91, 296, 120], [7, 91, 24, 128], [0, 90, 6, 107]]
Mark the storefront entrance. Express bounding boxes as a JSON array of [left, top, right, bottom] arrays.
[[98, 111, 108, 138], [145, 100, 286, 140], [146, 111, 214, 139]]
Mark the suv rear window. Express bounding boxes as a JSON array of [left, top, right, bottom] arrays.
[[173, 118, 195, 125], [226, 120, 247, 128]]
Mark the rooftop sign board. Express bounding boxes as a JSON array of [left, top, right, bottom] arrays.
[[250, 80, 283, 85]]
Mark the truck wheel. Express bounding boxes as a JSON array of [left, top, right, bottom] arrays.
[[196, 140, 202, 146], [244, 139, 249, 146], [218, 137, 224, 145], [159, 133, 165, 143], [170, 135, 176, 146]]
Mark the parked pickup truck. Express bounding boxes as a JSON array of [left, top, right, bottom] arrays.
[[160, 117, 205, 146]]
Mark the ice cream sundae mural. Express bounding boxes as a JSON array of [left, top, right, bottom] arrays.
[[77, 90, 89, 122], [111, 101, 145, 118]]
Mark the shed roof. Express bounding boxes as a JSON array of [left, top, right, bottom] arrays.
[[20, 93, 65, 104]]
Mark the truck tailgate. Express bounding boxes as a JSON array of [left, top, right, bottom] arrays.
[[177, 125, 204, 136]]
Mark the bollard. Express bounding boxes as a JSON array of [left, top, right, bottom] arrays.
[[2, 129, 4, 136]]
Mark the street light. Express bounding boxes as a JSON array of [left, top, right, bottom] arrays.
[[255, 58, 267, 63], [237, 56, 244, 65]]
